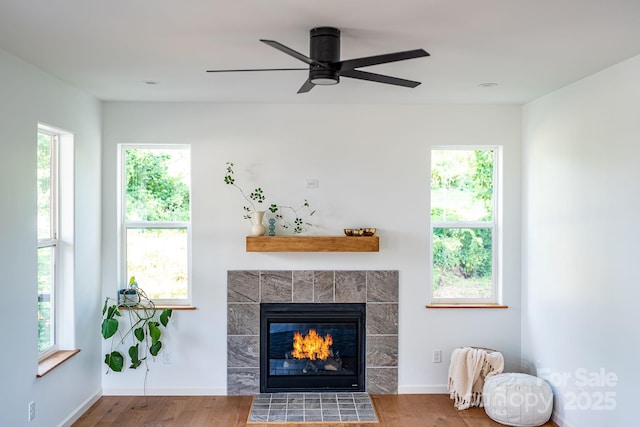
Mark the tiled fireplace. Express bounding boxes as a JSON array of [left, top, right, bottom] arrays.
[[227, 270, 399, 395]]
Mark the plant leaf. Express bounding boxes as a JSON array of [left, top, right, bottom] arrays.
[[159, 309, 172, 327], [150, 340, 162, 356], [128, 344, 141, 368], [101, 318, 119, 339], [134, 327, 144, 342], [149, 321, 161, 344], [105, 351, 124, 372], [128, 344, 139, 360], [102, 298, 108, 316], [106, 305, 121, 320]]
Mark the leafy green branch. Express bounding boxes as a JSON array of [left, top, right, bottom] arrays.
[[224, 162, 267, 220], [224, 162, 317, 233], [269, 200, 316, 234]]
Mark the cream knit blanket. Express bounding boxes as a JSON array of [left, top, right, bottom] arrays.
[[447, 347, 504, 410]]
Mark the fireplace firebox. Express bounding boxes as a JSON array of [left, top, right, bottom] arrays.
[[260, 303, 366, 393]]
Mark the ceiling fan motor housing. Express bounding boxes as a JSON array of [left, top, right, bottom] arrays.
[[309, 27, 340, 85], [208, 27, 428, 93]]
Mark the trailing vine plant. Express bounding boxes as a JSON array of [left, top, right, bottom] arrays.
[[102, 277, 173, 374]]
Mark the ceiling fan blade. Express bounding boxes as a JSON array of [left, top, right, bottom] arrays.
[[206, 68, 308, 73], [340, 69, 421, 88], [336, 49, 429, 71], [297, 79, 316, 94], [260, 39, 325, 67]]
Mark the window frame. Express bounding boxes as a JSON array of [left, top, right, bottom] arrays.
[[429, 146, 501, 305], [118, 144, 192, 305], [37, 127, 59, 360]]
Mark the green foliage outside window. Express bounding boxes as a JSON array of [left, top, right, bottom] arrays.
[[37, 132, 55, 352], [125, 148, 190, 222], [431, 149, 495, 298], [124, 147, 190, 301], [471, 149, 494, 215], [37, 133, 52, 238], [432, 228, 492, 278], [37, 247, 54, 351]]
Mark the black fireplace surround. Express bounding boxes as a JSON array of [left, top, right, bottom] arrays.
[[260, 303, 366, 393]]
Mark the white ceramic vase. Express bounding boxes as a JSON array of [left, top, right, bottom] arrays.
[[250, 210, 267, 236]]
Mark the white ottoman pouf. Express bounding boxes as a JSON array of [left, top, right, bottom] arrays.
[[483, 373, 553, 427]]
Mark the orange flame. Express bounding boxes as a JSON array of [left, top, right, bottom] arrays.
[[292, 329, 333, 360]]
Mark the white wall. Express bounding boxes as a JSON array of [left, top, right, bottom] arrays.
[[0, 49, 102, 426], [101, 102, 522, 395], [522, 55, 640, 426]]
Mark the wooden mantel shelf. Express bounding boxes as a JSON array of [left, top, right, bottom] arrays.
[[246, 236, 379, 252]]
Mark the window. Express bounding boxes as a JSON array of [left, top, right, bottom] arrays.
[[37, 129, 58, 356], [120, 145, 191, 304], [430, 148, 500, 304], [37, 124, 75, 371]]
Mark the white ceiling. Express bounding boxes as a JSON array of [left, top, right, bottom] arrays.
[[1, 0, 640, 104]]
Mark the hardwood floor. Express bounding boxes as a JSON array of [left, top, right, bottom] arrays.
[[72, 394, 558, 426]]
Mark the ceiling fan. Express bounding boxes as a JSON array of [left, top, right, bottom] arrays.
[[206, 27, 430, 94]]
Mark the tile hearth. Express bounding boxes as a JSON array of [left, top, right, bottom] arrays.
[[247, 392, 378, 423], [227, 270, 399, 395]]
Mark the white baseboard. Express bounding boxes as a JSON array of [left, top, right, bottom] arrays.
[[551, 410, 572, 427], [58, 389, 102, 427], [102, 386, 227, 396], [99, 384, 451, 397], [398, 384, 448, 394], [103, 386, 446, 396]]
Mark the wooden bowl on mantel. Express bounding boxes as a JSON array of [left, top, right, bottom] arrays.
[[344, 228, 376, 236]]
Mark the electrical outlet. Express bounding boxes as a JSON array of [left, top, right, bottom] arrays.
[[433, 350, 442, 363], [28, 401, 35, 422], [304, 179, 319, 188]]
